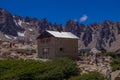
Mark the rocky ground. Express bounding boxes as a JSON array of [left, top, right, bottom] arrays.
[[0, 41, 120, 80], [77, 55, 120, 80], [0, 41, 50, 63], [111, 70, 120, 80], [77, 55, 112, 75], [0, 41, 37, 60]]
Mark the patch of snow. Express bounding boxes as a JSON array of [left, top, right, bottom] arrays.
[[5, 34, 12, 39], [17, 32, 25, 37], [13, 37, 17, 39], [18, 19, 22, 26], [14, 19, 18, 26], [26, 22, 29, 25], [29, 29, 33, 31]]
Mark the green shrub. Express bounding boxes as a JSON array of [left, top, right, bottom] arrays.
[[104, 52, 116, 58], [110, 58, 120, 71], [0, 58, 79, 80], [69, 71, 105, 80], [35, 58, 79, 80]]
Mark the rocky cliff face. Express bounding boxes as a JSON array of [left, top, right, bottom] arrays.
[[0, 8, 60, 43], [0, 8, 24, 36], [64, 20, 120, 51], [79, 21, 120, 52], [0, 8, 120, 51]]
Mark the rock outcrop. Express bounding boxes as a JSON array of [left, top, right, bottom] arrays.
[[1, 8, 120, 51]]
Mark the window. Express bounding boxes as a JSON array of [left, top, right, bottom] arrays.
[[60, 48, 63, 51], [40, 38, 51, 44], [46, 38, 51, 43], [43, 48, 49, 54]]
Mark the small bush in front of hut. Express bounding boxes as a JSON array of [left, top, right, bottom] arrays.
[[110, 58, 120, 71], [69, 71, 105, 80], [104, 52, 116, 58]]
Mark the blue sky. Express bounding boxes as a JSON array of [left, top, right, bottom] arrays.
[[0, 0, 120, 25]]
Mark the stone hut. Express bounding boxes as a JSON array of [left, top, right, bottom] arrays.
[[37, 30, 79, 59]]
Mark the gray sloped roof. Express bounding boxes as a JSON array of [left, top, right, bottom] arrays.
[[46, 30, 79, 39]]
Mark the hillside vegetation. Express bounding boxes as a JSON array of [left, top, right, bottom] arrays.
[[0, 58, 79, 80], [69, 71, 105, 80], [110, 58, 120, 71], [0, 58, 108, 80]]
